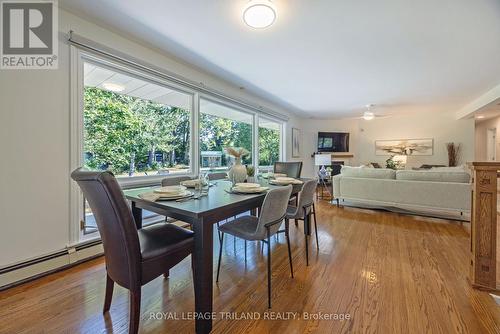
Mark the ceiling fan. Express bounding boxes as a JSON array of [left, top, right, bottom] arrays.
[[354, 104, 389, 120]]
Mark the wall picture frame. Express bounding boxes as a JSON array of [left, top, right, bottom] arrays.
[[375, 138, 434, 156], [292, 128, 301, 158]]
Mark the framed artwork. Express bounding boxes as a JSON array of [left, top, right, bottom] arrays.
[[292, 128, 301, 158], [375, 138, 433, 156]]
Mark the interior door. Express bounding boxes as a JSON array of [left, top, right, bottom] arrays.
[[486, 128, 496, 161]]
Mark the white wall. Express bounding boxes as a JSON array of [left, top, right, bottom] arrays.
[[0, 9, 305, 267], [301, 112, 475, 177]]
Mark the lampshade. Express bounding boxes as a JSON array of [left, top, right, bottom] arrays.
[[315, 154, 331, 166], [392, 155, 407, 164]]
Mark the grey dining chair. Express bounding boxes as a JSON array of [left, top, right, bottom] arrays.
[[285, 179, 318, 266], [207, 172, 227, 181], [161, 175, 192, 186], [216, 185, 293, 308], [161, 176, 193, 229], [273, 161, 303, 178]]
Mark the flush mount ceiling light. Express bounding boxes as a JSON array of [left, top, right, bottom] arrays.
[[243, 0, 277, 29], [476, 115, 485, 119], [363, 104, 375, 120], [102, 82, 125, 92]]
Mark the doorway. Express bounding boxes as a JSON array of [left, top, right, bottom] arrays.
[[487, 128, 496, 161]]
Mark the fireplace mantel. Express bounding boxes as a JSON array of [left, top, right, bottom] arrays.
[[331, 153, 354, 159]]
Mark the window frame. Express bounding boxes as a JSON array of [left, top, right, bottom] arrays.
[[70, 46, 285, 245], [258, 115, 285, 170], [198, 94, 257, 171]]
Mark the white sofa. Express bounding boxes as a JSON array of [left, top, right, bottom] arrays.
[[332, 166, 471, 220]]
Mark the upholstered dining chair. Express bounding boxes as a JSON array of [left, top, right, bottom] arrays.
[[216, 185, 293, 308], [161, 175, 192, 186], [71, 169, 194, 334], [207, 172, 227, 181], [273, 161, 303, 178], [285, 179, 318, 266]]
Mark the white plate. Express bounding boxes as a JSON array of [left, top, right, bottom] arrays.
[[262, 173, 287, 179], [232, 186, 269, 194], [269, 179, 303, 185], [235, 182, 261, 189], [180, 179, 200, 188], [275, 177, 296, 182], [157, 190, 193, 200], [154, 185, 187, 195]]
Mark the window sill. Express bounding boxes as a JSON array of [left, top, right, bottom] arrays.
[[117, 173, 194, 189]]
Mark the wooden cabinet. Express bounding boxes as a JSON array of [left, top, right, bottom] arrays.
[[468, 162, 499, 290]]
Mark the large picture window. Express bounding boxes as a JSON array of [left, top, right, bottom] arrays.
[[83, 61, 192, 178], [72, 50, 285, 240], [259, 117, 282, 169], [199, 98, 253, 171]]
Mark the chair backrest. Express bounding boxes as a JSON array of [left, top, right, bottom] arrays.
[[71, 168, 140, 289], [208, 172, 227, 181], [274, 162, 303, 178], [161, 175, 192, 186], [297, 179, 318, 209], [255, 185, 293, 238]]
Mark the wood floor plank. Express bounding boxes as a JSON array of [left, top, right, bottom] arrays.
[[1, 201, 499, 333]]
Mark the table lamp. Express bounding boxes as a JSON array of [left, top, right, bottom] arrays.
[[315, 154, 332, 176]]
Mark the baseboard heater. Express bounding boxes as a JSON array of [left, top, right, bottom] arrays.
[[0, 240, 104, 291]]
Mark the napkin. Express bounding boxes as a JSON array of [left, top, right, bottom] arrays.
[[269, 179, 303, 185], [139, 192, 162, 202]]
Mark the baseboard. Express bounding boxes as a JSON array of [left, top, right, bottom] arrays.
[[0, 240, 103, 291]]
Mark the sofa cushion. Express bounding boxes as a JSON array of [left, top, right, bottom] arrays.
[[341, 166, 396, 179], [396, 170, 470, 183]]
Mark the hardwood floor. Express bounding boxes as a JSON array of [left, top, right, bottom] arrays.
[[1, 201, 499, 334]]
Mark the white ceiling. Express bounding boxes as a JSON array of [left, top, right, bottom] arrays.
[[84, 62, 192, 110], [474, 98, 500, 122], [62, 0, 500, 119]]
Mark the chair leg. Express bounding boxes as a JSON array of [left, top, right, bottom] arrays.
[[313, 204, 319, 250], [285, 219, 294, 278], [129, 289, 141, 334], [216, 232, 224, 283], [163, 270, 170, 279], [336, 198, 340, 207], [267, 230, 272, 309], [244, 240, 247, 263], [217, 222, 222, 244], [103, 273, 114, 314], [304, 215, 309, 266]]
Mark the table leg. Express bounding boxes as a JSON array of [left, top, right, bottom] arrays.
[[131, 201, 142, 229], [192, 217, 213, 334]]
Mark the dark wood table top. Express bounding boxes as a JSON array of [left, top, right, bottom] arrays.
[[124, 178, 308, 334], [124, 179, 305, 221]]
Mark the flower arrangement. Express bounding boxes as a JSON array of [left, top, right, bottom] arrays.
[[446, 142, 461, 167], [226, 147, 249, 183], [225, 147, 249, 159]]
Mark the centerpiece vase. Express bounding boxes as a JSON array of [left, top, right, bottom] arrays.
[[228, 158, 247, 183]]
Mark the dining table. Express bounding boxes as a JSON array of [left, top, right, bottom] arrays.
[[124, 178, 307, 334]]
